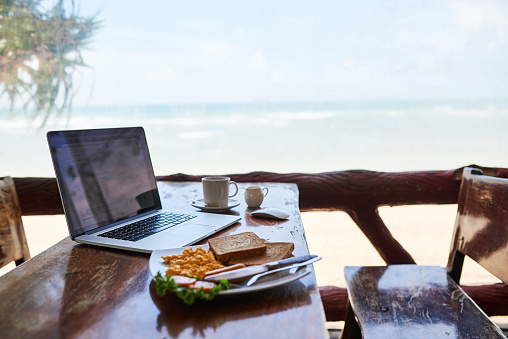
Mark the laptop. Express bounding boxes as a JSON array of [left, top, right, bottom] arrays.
[[47, 127, 240, 253]]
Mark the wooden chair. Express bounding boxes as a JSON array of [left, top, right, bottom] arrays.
[[341, 167, 508, 338], [0, 176, 30, 268]]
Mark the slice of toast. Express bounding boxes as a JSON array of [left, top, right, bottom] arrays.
[[208, 232, 267, 262], [229, 242, 295, 266]]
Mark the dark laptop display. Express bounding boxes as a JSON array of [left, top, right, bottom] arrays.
[[47, 126, 240, 253], [48, 127, 161, 237]]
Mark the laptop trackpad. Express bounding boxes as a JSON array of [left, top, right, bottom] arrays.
[[170, 224, 215, 236]]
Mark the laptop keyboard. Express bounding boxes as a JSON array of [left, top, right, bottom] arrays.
[[98, 212, 197, 242]]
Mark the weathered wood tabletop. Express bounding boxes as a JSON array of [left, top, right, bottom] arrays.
[[0, 181, 328, 339]]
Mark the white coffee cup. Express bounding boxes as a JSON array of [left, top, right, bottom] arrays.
[[245, 186, 269, 208], [202, 177, 238, 207]]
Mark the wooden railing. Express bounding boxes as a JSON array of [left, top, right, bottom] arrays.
[[11, 165, 508, 321]]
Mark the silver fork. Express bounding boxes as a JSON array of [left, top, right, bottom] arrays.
[[245, 256, 322, 287]]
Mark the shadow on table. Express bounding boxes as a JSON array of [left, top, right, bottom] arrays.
[[150, 279, 312, 337]]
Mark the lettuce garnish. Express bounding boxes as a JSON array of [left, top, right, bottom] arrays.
[[154, 272, 230, 305]]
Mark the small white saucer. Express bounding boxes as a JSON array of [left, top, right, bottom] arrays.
[[191, 199, 240, 212]]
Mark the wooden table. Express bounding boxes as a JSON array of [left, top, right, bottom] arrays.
[[0, 182, 328, 339]]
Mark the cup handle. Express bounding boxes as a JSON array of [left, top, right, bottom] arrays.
[[229, 181, 239, 197], [262, 187, 269, 197]]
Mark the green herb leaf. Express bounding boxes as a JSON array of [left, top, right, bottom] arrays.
[[154, 272, 230, 305]]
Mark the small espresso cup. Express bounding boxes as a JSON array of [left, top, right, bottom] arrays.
[[202, 176, 238, 207], [244, 186, 269, 208]]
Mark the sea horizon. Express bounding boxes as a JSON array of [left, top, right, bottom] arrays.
[[2, 99, 508, 178]]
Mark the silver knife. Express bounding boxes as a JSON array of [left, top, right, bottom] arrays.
[[204, 254, 317, 283]]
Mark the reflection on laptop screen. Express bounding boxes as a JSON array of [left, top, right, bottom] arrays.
[[48, 127, 161, 236]]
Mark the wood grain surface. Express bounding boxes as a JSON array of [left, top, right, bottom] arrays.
[[344, 265, 506, 338], [0, 182, 328, 339]]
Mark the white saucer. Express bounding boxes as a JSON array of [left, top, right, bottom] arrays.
[[192, 199, 240, 212]]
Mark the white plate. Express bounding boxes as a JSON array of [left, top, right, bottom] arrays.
[[191, 199, 240, 212], [149, 245, 311, 295]]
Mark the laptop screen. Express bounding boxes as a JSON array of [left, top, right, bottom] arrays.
[[48, 127, 162, 237]]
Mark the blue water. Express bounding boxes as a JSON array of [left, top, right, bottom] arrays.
[[2, 100, 508, 177]]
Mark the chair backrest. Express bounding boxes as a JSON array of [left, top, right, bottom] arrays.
[[0, 176, 30, 268], [447, 167, 508, 284]]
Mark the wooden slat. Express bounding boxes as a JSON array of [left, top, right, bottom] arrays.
[[14, 165, 508, 215], [451, 170, 508, 284], [12, 177, 63, 216], [0, 177, 30, 268]]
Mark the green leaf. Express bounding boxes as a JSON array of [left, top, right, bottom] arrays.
[[0, 0, 101, 125], [154, 272, 231, 305]]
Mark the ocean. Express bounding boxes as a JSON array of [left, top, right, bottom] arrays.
[[1, 100, 508, 178]]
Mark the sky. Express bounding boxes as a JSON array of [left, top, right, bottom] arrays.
[[66, 0, 508, 107]]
